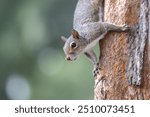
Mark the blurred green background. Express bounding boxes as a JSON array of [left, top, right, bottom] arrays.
[[0, 0, 97, 100]]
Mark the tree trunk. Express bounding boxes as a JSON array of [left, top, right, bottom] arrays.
[[94, 0, 150, 99]]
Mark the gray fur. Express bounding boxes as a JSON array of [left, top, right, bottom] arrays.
[[62, 0, 129, 77]]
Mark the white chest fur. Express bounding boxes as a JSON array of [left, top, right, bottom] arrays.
[[83, 39, 98, 52], [83, 32, 107, 52]]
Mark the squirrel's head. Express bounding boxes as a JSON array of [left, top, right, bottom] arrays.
[[61, 29, 87, 61]]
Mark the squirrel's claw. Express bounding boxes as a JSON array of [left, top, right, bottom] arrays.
[[93, 63, 100, 78], [122, 24, 130, 31]]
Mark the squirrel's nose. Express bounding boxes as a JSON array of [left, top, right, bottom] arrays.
[[65, 56, 71, 61]]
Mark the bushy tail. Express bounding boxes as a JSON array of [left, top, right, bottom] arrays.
[[91, 0, 104, 22]]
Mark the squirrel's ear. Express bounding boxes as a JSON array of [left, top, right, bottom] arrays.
[[61, 36, 67, 42], [72, 29, 79, 39]]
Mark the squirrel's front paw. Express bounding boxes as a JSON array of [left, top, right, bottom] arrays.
[[122, 24, 130, 31], [92, 63, 100, 78]]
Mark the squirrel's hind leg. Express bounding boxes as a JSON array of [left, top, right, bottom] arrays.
[[104, 23, 130, 32]]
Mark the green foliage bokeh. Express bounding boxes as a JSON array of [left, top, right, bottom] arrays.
[[0, 0, 96, 100]]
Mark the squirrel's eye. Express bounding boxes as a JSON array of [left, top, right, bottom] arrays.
[[70, 42, 77, 48]]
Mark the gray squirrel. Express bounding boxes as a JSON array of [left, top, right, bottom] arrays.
[[61, 0, 129, 77]]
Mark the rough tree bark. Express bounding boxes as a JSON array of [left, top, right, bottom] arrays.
[[94, 0, 150, 99]]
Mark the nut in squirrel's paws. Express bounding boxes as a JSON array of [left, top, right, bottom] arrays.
[[93, 63, 100, 78], [122, 24, 130, 31]]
